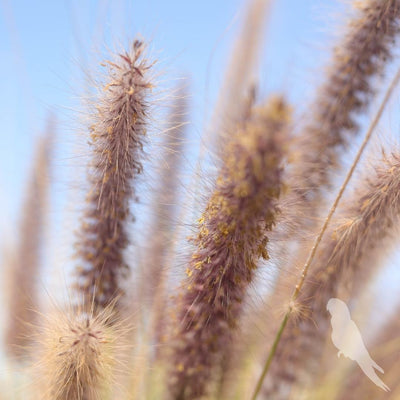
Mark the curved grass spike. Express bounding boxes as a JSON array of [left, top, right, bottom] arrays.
[[75, 40, 153, 310], [5, 116, 54, 358], [168, 97, 290, 400], [255, 66, 400, 398], [289, 0, 400, 208], [33, 304, 122, 400]]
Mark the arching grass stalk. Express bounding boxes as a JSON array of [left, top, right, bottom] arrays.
[[251, 67, 400, 400]]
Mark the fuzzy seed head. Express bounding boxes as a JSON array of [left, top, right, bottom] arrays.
[[169, 97, 290, 399], [33, 306, 122, 400], [75, 40, 153, 310]]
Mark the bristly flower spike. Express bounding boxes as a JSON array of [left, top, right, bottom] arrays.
[[75, 40, 154, 311], [168, 97, 290, 399]]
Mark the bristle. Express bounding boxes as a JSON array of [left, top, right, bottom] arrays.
[[74, 40, 154, 311], [262, 151, 400, 398], [168, 97, 290, 399], [5, 117, 54, 358]]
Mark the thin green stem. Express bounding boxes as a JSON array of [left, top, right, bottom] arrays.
[[250, 67, 400, 400], [251, 311, 290, 400]]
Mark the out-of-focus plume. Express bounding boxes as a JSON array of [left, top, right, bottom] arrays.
[[4, 116, 54, 358], [207, 0, 271, 153], [147, 87, 188, 351], [287, 0, 400, 217], [258, 2, 400, 392]]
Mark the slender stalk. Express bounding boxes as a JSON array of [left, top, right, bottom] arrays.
[[251, 312, 290, 400], [251, 67, 400, 400]]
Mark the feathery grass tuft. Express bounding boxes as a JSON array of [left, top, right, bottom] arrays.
[[75, 40, 154, 311], [258, 2, 400, 364], [168, 96, 290, 399], [33, 304, 124, 400], [287, 0, 400, 223]]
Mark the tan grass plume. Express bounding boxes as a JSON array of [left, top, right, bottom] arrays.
[[75, 40, 154, 311], [33, 303, 125, 400], [168, 97, 289, 400], [5, 117, 54, 358]]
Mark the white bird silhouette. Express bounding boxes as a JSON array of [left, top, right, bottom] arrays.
[[327, 298, 390, 392]]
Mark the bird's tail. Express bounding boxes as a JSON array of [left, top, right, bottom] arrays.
[[371, 359, 384, 374], [357, 360, 390, 392]]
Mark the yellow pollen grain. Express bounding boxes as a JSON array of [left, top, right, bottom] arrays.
[[194, 261, 203, 270]]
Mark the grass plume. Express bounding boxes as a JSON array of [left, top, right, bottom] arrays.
[[5, 117, 54, 358], [168, 97, 289, 399], [141, 87, 188, 311], [209, 0, 271, 150], [286, 0, 400, 227], [257, 0, 400, 362], [147, 88, 189, 350], [33, 304, 123, 400], [75, 40, 154, 310]]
